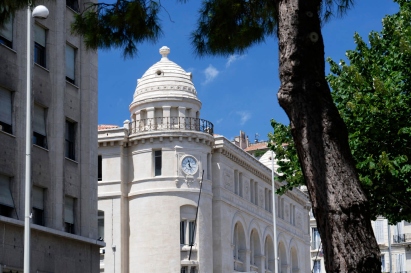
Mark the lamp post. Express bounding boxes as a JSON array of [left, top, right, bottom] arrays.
[[270, 150, 278, 273], [24, 3, 49, 272]]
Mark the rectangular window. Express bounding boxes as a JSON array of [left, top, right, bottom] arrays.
[[34, 24, 46, 67], [396, 253, 405, 272], [254, 182, 258, 206], [0, 174, 15, 217], [33, 104, 47, 148], [65, 120, 76, 160], [98, 210, 104, 240], [381, 254, 385, 272], [64, 196, 75, 234], [234, 170, 238, 195], [239, 173, 243, 197], [0, 87, 12, 134], [66, 0, 79, 12], [66, 44, 76, 84], [374, 220, 384, 244], [154, 150, 162, 176], [313, 260, 321, 273], [98, 155, 102, 181], [189, 267, 197, 273], [189, 221, 195, 246], [312, 228, 321, 250], [250, 179, 254, 203], [32, 186, 44, 226], [0, 16, 13, 48], [180, 221, 186, 245], [181, 267, 188, 273]]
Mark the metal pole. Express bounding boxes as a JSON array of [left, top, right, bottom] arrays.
[[189, 170, 204, 261], [388, 221, 392, 272], [24, 3, 32, 272], [271, 150, 278, 273]]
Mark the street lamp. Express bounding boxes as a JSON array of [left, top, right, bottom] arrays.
[[270, 150, 278, 273], [24, 3, 49, 272]]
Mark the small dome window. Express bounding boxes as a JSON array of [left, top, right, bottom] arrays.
[[156, 70, 163, 76]]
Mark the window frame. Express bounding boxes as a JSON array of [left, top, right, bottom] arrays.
[[154, 150, 162, 176], [65, 43, 76, 84], [32, 186, 45, 226], [65, 120, 76, 160], [0, 16, 13, 48], [66, 0, 80, 12], [33, 104, 47, 148], [64, 196, 75, 234], [34, 24, 47, 68], [0, 86, 13, 134]]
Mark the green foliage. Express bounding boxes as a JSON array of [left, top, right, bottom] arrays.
[[190, 0, 355, 56], [0, 0, 356, 57], [71, 1, 162, 58], [0, 0, 34, 26], [268, 120, 304, 195], [270, 0, 411, 223]]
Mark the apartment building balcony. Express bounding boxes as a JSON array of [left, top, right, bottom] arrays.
[[393, 233, 411, 244]]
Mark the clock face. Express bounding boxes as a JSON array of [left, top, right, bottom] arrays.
[[181, 156, 198, 175]]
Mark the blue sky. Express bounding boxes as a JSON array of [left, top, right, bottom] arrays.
[[98, 0, 399, 142]]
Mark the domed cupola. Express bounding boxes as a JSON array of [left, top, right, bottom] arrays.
[[128, 46, 213, 136]]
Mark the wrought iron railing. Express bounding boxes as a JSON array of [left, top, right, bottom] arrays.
[[129, 117, 214, 135], [393, 233, 411, 243]]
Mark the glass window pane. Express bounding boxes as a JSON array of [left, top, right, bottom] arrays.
[[33, 104, 46, 135], [34, 24, 46, 47], [32, 186, 44, 209], [64, 196, 74, 224], [0, 87, 12, 125], [66, 45, 75, 81], [0, 16, 13, 42], [0, 174, 14, 207]]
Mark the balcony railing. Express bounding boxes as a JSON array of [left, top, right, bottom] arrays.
[[393, 233, 411, 243], [129, 117, 214, 135]]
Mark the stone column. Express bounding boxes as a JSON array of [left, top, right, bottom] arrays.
[[259, 255, 266, 273], [178, 106, 186, 129], [245, 249, 251, 271], [134, 110, 140, 132], [163, 106, 171, 129], [146, 107, 155, 130]]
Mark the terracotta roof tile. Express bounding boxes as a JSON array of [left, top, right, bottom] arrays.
[[98, 124, 120, 131], [244, 142, 269, 151]]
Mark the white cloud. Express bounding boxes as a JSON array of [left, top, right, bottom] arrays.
[[203, 64, 219, 84], [216, 118, 223, 124], [236, 111, 251, 125], [226, 54, 246, 68]]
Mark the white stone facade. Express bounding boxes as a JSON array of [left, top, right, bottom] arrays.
[[98, 47, 311, 273], [0, 1, 102, 272]]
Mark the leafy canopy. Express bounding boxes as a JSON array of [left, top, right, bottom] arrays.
[[269, 0, 411, 223]]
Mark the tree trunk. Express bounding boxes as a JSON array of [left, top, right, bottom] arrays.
[[276, 0, 381, 272]]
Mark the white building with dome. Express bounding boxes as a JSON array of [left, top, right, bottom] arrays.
[[97, 46, 311, 273]]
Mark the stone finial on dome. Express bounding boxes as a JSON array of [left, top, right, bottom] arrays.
[[159, 46, 170, 59]]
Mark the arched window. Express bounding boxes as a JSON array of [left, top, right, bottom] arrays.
[[265, 236, 274, 271], [250, 230, 261, 271], [233, 222, 246, 271]]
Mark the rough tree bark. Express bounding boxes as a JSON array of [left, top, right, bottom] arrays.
[[276, 0, 381, 272]]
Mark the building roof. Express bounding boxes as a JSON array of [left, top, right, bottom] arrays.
[[131, 46, 199, 104], [98, 124, 120, 130], [244, 141, 269, 152]]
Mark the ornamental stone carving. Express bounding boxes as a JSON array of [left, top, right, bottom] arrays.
[[224, 169, 233, 191]]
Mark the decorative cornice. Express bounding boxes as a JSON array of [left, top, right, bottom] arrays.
[[135, 85, 197, 96]]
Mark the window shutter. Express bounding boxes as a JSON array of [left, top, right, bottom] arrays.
[[32, 186, 44, 210], [33, 104, 46, 135], [375, 220, 384, 243], [65, 45, 75, 80], [34, 24, 46, 47], [0, 87, 12, 125], [0, 17, 13, 41], [64, 196, 74, 224], [0, 174, 14, 207]]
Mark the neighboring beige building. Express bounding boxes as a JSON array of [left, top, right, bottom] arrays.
[[97, 47, 311, 273], [0, 1, 103, 272]]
